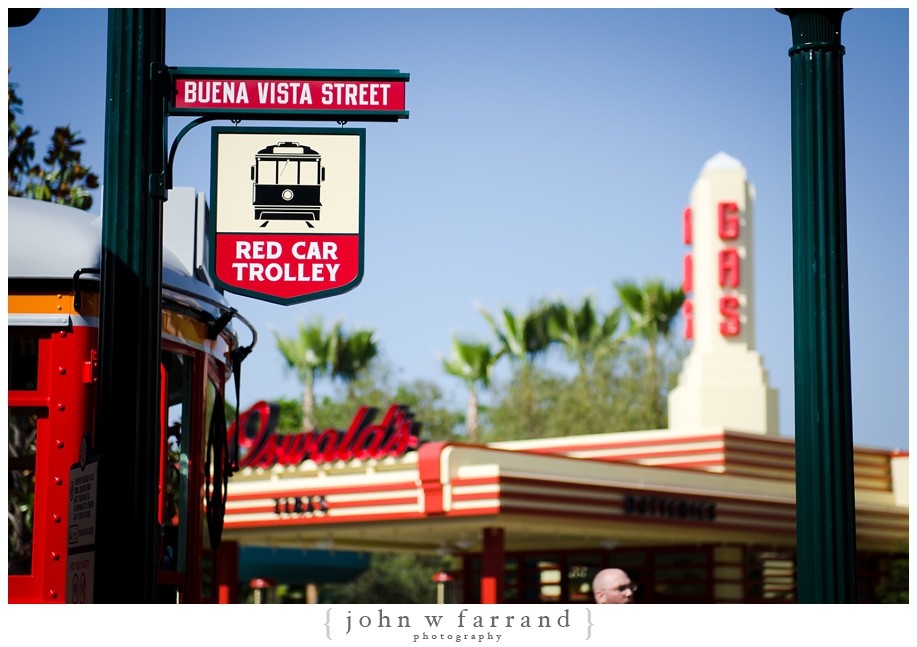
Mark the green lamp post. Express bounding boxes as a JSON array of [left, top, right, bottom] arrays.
[[94, 8, 167, 603], [778, 8, 858, 603]]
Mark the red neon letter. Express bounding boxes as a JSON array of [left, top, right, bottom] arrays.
[[352, 405, 405, 460], [244, 435, 283, 469], [379, 407, 420, 458], [333, 406, 376, 462], [353, 425, 385, 461], [718, 248, 740, 288], [275, 433, 310, 466], [232, 401, 275, 469], [683, 253, 693, 293], [314, 429, 342, 464], [381, 421, 420, 458], [718, 202, 739, 239], [683, 299, 693, 340], [683, 206, 692, 245], [719, 296, 740, 336]]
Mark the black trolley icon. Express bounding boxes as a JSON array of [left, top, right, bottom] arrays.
[[251, 142, 325, 228]]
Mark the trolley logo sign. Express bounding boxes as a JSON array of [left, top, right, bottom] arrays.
[[168, 67, 409, 122], [210, 127, 365, 304]]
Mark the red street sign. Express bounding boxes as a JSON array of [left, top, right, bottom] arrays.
[[168, 67, 409, 122], [209, 127, 365, 305]]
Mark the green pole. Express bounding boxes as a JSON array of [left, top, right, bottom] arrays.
[[94, 9, 167, 603], [778, 8, 858, 603]]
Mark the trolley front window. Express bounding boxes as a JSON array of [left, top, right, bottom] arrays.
[[9, 335, 39, 391], [299, 159, 320, 185], [200, 377, 224, 601], [159, 351, 195, 594], [256, 159, 320, 186], [9, 407, 44, 575], [277, 159, 297, 185]]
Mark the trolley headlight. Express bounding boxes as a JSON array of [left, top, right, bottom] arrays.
[[281, 189, 294, 201]]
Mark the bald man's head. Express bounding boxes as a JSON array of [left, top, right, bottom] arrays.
[[592, 568, 635, 604]]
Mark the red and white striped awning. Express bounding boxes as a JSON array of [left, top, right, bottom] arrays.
[[223, 428, 908, 554]]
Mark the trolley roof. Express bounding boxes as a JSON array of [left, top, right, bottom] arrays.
[[8, 196, 236, 323], [255, 142, 319, 157]]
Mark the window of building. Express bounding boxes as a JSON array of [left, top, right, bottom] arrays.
[[745, 549, 795, 602]]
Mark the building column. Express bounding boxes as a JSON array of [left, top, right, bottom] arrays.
[[481, 527, 505, 604]]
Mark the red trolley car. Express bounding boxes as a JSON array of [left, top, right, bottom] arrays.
[[8, 196, 256, 603]]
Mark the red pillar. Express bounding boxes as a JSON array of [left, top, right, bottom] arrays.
[[480, 527, 504, 604], [216, 541, 239, 604]]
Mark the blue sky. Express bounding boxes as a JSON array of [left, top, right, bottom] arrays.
[[7, 8, 909, 451]]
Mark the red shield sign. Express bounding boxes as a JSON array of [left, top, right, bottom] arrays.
[[209, 127, 365, 305]]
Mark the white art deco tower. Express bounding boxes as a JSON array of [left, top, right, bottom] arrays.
[[668, 153, 779, 435]]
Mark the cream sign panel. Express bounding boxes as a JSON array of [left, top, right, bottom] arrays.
[[209, 127, 366, 305]]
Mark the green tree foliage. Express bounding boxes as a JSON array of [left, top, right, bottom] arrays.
[[8, 411, 38, 574], [613, 278, 685, 370], [390, 379, 463, 442], [319, 552, 456, 604], [876, 540, 909, 603], [331, 327, 379, 399], [272, 357, 462, 442], [613, 278, 685, 423], [440, 336, 499, 443], [547, 295, 624, 376], [478, 280, 686, 441], [477, 302, 559, 438], [478, 302, 554, 366], [273, 319, 382, 432], [8, 80, 35, 193], [8, 77, 99, 209], [484, 340, 685, 441], [273, 398, 306, 435], [273, 317, 336, 432]]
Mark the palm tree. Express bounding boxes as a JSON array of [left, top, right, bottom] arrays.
[[331, 327, 380, 400], [477, 302, 555, 366], [477, 302, 557, 440], [548, 295, 624, 376], [273, 317, 336, 432], [613, 279, 685, 369], [440, 336, 499, 443]]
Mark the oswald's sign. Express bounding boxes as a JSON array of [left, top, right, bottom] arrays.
[[229, 401, 421, 469], [210, 127, 365, 304]]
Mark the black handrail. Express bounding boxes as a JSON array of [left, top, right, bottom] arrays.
[[72, 268, 101, 310]]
